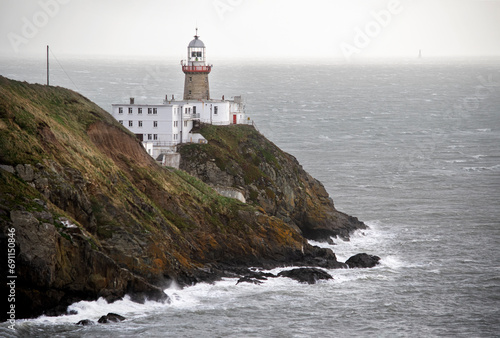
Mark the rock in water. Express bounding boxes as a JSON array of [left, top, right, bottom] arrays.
[[345, 253, 380, 268], [97, 313, 126, 323], [278, 268, 333, 284], [236, 276, 263, 285], [76, 319, 95, 326]]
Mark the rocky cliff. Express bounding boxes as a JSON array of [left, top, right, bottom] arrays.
[[179, 124, 366, 242], [0, 76, 368, 321]]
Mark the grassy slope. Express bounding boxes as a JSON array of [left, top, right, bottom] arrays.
[[0, 76, 307, 284]]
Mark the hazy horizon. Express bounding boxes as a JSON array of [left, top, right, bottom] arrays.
[[1, 0, 500, 61]]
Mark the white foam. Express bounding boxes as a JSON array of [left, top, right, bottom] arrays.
[[22, 295, 170, 325], [379, 255, 405, 270], [463, 164, 500, 172]]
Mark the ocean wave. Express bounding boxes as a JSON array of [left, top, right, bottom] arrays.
[[463, 164, 500, 172], [20, 295, 169, 325]]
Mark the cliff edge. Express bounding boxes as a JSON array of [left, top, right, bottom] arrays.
[[179, 124, 366, 241], [0, 76, 367, 320]]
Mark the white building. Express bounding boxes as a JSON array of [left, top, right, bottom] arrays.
[[111, 29, 246, 160]]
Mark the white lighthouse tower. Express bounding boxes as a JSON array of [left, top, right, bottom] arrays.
[[181, 29, 212, 100]]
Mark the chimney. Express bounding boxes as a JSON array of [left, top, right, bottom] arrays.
[[130, 97, 134, 104]]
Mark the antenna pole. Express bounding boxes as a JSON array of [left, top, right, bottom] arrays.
[[47, 45, 49, 86]]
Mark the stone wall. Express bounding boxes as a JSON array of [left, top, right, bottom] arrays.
[[183, 73, 210, 100]]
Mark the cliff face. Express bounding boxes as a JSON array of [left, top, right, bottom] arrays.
[[179, 124, 366, 242], [0, 76, 363, 320]]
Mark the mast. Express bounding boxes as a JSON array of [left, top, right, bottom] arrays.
[[47, 45, 49, 86]]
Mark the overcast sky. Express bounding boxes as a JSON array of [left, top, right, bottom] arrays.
[[1, 0, 499, 60]]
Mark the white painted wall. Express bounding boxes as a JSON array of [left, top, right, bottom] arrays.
[[111, 97, 246, 160]]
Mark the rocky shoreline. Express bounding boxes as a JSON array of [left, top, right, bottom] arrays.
[[0, 76, 378, 321]]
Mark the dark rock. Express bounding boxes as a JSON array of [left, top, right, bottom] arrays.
[[236, 276, 263, 285], [297, 246, 348, 269], [76, 319, 95, 326], [97, 313, 126, 324], [278, 268, 333, 284], [345, 253, 381, 268]]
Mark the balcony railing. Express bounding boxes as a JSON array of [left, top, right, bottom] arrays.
[[184, 113, 200, 120], [182, 65, 212, 73]]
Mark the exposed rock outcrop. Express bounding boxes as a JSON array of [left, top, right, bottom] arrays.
[[98, 313, 126, 324], [179, 124, 366, 242], [345, 253, 381, 268], [278, 268, 333, 284]]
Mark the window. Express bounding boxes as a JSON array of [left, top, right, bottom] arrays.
[[129, 121, 133, 127], [174, 134, 178, 140], [148, 108, 152, 114], [138, 121, 143, 127], [119, 120, 123, 125], [153, 108, 157, 114], [193, 106, 196, 114], [174, 121, 178, 127], [153, 134, 158, 140], [189, 90, 192, 95], [153, 121, 158, 128], [191, 51, 202, 58], [148, 134, 152, 140], [189, 76, 192, 82], [138, 108, 142, 114], [214, 106, 218, 115], [128, 107, 133, 114], [184, 121, 188, 127], [118, 107, 123, 114]]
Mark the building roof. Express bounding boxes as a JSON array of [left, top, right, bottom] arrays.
[[188, 35, 205, 48]]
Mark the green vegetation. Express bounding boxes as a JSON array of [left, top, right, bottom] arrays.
[[179, 123, 283, 204], [0, 75, 308, 285]]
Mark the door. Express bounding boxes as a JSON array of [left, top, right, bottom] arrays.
[[233, 114, 237, 124]]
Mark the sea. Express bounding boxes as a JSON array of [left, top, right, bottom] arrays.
[[1, 55, 499, 337]]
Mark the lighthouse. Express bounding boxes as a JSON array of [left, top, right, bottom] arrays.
[[182, 29, 211, 100], [112, 28, 247, 161]]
